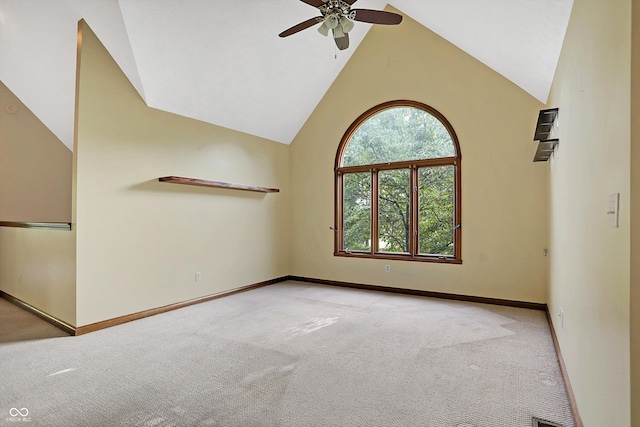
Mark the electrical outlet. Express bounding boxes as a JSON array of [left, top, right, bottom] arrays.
[[195, 272, 202, 282], [384, 264, 391, 273], [559, 307, 564, 329]]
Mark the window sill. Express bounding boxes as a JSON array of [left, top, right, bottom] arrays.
[[334, 251, 462, 264]]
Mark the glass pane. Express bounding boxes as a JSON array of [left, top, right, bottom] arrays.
[[343, 173, 371, 252], [342, 106, 455, 167], [418, 166, 455, 256], [378, 169, 411, 253]]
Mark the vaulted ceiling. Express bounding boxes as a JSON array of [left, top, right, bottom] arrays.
[[0, 0, 573, 151]]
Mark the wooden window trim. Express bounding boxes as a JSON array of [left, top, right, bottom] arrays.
[[334, 100, 462, 264]]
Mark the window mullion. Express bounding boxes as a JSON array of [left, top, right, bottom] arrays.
[[371, 169, 379, 255], [454, 162, 462, 258], [410, 166, 418, 257], [336, 173, 343, 253]]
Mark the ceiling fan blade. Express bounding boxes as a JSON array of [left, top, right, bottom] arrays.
[[344, 0, 358, 4], [279, 16, 323, 37], [334, 33, 349, 50], [299, 0, 325, 7], [352, 9, 403, 25]]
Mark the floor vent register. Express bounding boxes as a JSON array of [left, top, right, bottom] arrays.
[[532, 418, 564, 427]]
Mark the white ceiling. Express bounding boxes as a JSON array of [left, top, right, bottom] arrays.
[[0, 0, 573, 151]]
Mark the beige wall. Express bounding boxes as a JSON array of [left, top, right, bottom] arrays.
[[74, 23, 290, 327], [0, 81, 72, 222], [631, 0, 640, 425], [547, 0, 632, 426], [0, 227, 76, 326], [290, 9, 547, 303]]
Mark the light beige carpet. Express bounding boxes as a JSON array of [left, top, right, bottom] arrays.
[[0, 298, 69, 343], [0, 281, 574, 426]]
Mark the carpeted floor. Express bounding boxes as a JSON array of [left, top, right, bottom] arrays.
[[0, 298, 69, 343], [0, 281, 575, 427]]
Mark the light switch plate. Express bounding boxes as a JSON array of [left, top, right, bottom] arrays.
[[608, 193, 619, 228]]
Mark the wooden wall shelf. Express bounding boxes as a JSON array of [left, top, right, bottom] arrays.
[[158, 176, 279, 193], [0, 221, 72, 231]]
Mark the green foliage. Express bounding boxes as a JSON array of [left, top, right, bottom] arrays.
[[343, 173, 371, 251], [418, 166, 454, 255], [378, 169, 410, 253], [343, 107, 455, 167], [341, 106, 456, 256]]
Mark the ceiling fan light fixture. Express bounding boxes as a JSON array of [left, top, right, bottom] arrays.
[[339, 16, 354, 33], [278, 1, 403, 51], [325, 14, 339, 30], [318, 21, 330, 36], [332, 25, 345, 39]]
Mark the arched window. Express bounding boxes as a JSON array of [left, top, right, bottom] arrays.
[[334, 100, 461, 263]]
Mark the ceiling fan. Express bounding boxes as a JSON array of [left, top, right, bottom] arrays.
[[279, 0, 403, 51]]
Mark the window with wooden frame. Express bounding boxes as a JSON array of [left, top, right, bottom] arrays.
[[334, 100, 462, 264]]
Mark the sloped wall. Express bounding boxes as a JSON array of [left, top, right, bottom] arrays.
[[74, 23, 290, 326], [289, 8, 547, 303], [546, 0, 631, 426], [0, 81, 72, 222]]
